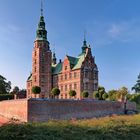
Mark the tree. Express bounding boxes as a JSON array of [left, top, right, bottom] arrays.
[[69, 90, 76, 98], [19, 89, 26, 95], [117, 87, 128, 101], [93, 91, 99, 99], [82, 91, 89, 98], [102, 93, 108, 100], [107, 90, 118, 101], [12, 86, 19, 94], [93, 86, 106, 100], [0, 75, 11, 94], [51, 87, 60, 98], [130, 93, 140, 104], [32, 86, 41, 98], [132, 73, 140, 93]]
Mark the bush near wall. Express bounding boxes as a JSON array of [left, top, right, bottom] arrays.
[[0, 94, 14, 101]]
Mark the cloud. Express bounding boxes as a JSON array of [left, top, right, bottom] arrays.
[[108, 24, 122, 38], [86, 18, 140, 47]]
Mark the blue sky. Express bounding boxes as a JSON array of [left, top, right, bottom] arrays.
[[0, 0, 140, 92]]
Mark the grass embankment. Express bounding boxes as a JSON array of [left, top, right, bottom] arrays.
[[0, 115, 140, 140]]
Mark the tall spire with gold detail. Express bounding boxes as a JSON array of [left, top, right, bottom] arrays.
[[36, 0, 47, 41]]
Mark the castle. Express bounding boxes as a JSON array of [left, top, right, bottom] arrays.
[[26, 6, 98, 99]]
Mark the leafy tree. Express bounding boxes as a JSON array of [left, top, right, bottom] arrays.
[[93, 86, 106, 100], [107, 90, 118, 101], [0, 75, 11, 94], [82, 91, 89, 98], [93, 91, 99, 99], [19, 89, 26, 95], [102, 93, 109, 100], [32, 86, 41, 98], [98, 86, 105, 100], [12, 86, 19, 94], [51, 87, 60, 98], [130, 93, 140, 104], [69, 90, 76, 98], [132, 73, 140, 93], [117, 87, 128, 101], [126, 93, 132, 100]]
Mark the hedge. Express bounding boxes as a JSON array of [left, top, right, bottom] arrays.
[[0, 94, 14, 101]]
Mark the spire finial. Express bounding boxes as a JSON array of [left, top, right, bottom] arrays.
[[83, 30, 87, 46], [84, 30, 86, 41], [41, 0, 43, 16]]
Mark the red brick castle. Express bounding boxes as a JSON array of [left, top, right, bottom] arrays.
[[26, 6, 98, 99]]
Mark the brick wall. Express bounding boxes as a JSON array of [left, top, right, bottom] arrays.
[[28, 99, 136, 122], [0, 99, 136, 122], [0, 99, 28, 122]]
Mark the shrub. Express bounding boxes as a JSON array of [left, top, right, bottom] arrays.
[[51, 87, 60, 98], [69, 90, 76, 98], [32, 86, 41, 98], [93, 91, 99, 99], [82, 91, 89, 98], [93, 86, 106, 100]]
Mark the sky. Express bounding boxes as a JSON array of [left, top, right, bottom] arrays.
[[0, 0, 140, 92]]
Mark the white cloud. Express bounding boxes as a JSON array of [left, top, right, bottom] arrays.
[[87, 18, 140, 47], [108, 24, 122, 38]]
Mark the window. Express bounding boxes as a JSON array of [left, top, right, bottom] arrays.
[[41, 75, 45, 82], [65, 85, 67, 91], [65, 74, 67, 80], [85, 83, 88, 90], [69, 73, 72, 79], [74, 83, 77, 89], [74, 72, 77, 78], [65, 94, 67, 99], [94, 84, 98, 90], [42, 66, 45, 73], [69, 84, 72, 90], [34, 59, 36, 64], [34, 51, 36, 56], [28, 90, 30, 94], [61, 75, 63, 81], [28, 83, 30, 87], [34, 67, 36, 73], [61, 85, 63, 91], [65, 66, 67, 70], [85, 71, 88, 78], [34, 76, 36, 82]]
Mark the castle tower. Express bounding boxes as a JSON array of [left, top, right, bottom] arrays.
[[32, 4, 52, 98]]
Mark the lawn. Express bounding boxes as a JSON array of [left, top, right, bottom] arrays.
[[0, 115, 140, 140]]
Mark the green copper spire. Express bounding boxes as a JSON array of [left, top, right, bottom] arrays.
[[52, 51, 57, 65], [36, 1, 47, 41], [82, 31, 88, 53]]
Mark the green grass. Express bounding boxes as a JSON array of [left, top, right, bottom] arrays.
[[0, 115, 140, 140], [136, 104, 140, 112]]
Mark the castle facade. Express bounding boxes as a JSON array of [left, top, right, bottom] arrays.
[[26, 9, 98, 99]]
